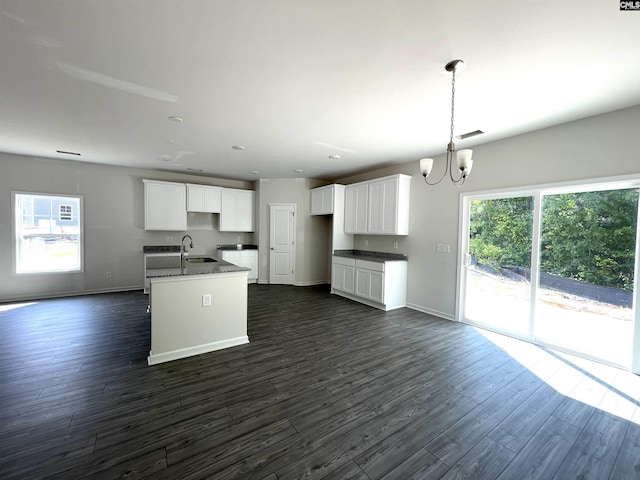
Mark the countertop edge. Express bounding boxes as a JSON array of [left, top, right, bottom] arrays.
[[217, 244, 258, 250], [333, 249, 408, 262]]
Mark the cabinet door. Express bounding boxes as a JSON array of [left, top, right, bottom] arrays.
[[320, 187, 334, 214], [311, 188, 325, 215], [241, 250, 258, 281], [355, 268, 370, 298], [368, 270, 384, 303], [344, 183, 368, 234], [333, 263, 355, 293], [187, 185, 204, 212], [187, 184, 221, 213], [219, 189, 236, 231], [165, 183, 187, 230], [221, 250, 241, 265], [144, 180, 187, 231], [236, 190, 255, 231], [203, 186, 222, 213], [220, 189, 255, 232], [311, 187, 334, 215], [368, 177, 398, 235], [220, 250, 258, 282], [144, 181, 167, 230], [355, 268, 384, 303]]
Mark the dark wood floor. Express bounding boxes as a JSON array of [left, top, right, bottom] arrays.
[[1, 284, 639, 479]]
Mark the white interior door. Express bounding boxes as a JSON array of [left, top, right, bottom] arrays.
[[269, 204, 296, 284]]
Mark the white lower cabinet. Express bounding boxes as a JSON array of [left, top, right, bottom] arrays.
[[218, 249, 258, 283], [355, 260, 384, 304], [332, 257, 355, 294], [331, 255, 407, 310]]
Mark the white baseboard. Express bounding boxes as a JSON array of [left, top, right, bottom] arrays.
[[294, 280, 329, 287], [147, 336, 249, 366], [256, 280, 328, 287], [406, 302, 455, 322], [0, 285, 144, 304], [332, 290, 404, 311]]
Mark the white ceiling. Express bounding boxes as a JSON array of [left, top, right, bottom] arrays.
[[1, 1, 639, 181]]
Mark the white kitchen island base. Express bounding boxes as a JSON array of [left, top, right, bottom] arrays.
[[147, 270, 249, 365]]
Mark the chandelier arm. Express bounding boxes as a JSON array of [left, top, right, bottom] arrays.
[[449, 163, 465, 183], [423, 156, 449, 185]]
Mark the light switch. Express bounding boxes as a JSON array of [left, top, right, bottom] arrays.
[[202, 294, 212, 307]]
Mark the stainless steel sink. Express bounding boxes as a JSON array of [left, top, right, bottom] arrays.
[[186, 257, 218, 263]]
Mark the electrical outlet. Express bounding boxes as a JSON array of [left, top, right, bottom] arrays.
[[202, 294, 212, 307], [436, 243, 451, 253], [105, 271, 112, 278], [393, 241, 399, 249], [365, 239, 369, 247]]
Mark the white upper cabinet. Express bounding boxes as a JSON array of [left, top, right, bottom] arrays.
[[186, 184, 221, 213], [220, 188, 255, 232], [344, 183, 369, 234], [344, 174, 410, 235], [368, 175, 410, 235], [311, 184, 338, 215], [143, 179, 187, 231]]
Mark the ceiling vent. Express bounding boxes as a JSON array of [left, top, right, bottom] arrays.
[[456, 130, 484, 140]]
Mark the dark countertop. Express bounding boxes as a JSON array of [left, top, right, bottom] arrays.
[[217, 244, 258, 250], [143, 245, 182, 253], [333, 249, 408, 262], [146, 256, 250, 278]]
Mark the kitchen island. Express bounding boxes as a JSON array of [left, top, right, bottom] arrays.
[[146, 257, 250, 365]]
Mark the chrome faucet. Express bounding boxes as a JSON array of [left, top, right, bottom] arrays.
[[180, 234, 194, 274]]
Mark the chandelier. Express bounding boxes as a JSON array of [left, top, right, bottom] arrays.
[[420, 59, 473, 185]]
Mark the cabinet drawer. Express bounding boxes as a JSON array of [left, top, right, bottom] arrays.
[[333, 256, 355, 267], [355, 259, 384, 272]]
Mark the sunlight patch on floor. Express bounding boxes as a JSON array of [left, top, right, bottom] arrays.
[[0, 302, 38, 313], [474, 326, 640, 425]]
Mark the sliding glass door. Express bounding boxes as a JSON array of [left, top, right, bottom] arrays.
[[534, 189, 638, 366], [459, 181, 640, 368], [462, 196, 534, 337]]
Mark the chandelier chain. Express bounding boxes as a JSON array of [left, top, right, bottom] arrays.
[[450, 69, 456, 145]]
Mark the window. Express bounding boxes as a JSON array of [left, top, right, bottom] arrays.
[[14, 193, 83, 274], [459, 179, 640, 369]]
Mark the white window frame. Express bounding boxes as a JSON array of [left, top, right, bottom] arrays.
[[13, 192, 84, 275]]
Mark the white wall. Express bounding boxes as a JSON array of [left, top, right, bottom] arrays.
[[255, 178, 331, 285], [3, 105, 639, 308], [0, 153, 252, 302], [337, 105, 640, 320]]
